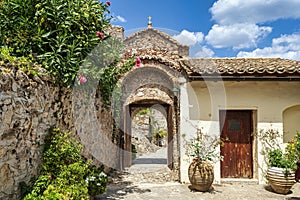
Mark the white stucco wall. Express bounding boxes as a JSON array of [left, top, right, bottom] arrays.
[[180, 80, 300, 184]]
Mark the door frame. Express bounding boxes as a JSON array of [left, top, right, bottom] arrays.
[[219, 109, 257, 179], [122, 103, 174, 170]]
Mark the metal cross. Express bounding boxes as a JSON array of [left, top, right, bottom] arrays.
[[148, 16, 152, 27]]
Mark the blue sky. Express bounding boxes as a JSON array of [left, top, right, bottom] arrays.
[[108, 0, 300, 60]]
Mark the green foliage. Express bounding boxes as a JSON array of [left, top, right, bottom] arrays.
[[268, 149, 296, 171], [24, 128, 108, 199], [42, 129, 83, 177], [286, 132, 300, 164], [154, 129, 167, 138], [98, 58, 135, 106], [0, 0, 111, 87], [260, 129, 299, 174], [136, 108, 150, 116], [185, 126, 224, 162], [85, 165, 108, 196], [0, 47, 40, 76]]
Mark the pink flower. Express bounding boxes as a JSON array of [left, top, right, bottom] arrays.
[[96, 31, 104, 40], [136, 57, 141, 67], [106, 1, 111, 6], [79, 76, 87, 84]]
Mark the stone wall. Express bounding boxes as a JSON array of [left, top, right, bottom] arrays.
[[0, 65, 60, 199], [124, 27, 189, 59], [0, 64, 117, 199]]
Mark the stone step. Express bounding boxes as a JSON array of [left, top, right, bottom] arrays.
[[221, 178, 259, 185]]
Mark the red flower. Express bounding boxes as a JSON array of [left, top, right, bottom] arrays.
[[106, 1, 111, 6], [96, 31, 104, 40], [136, 57, 141, 67], [79, 76, 87, 84], [49, 175, 52, 182]]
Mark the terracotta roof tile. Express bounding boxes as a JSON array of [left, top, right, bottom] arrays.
[[179, 58, 300, 76]]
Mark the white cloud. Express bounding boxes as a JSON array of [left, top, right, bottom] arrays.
[[173, 30, 204, 46], [205, 24, 272, 49], [210, 0, 300, 25], [116, 15, 127, 23], [194, 46, 215, 58], [237, 33, 300, 60]]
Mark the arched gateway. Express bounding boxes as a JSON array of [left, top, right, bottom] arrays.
[[116, 25, 189, 178], [120, 66, 180, 171]]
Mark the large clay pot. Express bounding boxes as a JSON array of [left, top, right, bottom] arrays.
[[267, 167, 296, 194], [188, 158, 214, 192]]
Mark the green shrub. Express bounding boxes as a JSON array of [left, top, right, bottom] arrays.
[[0, 0, 111, 87], [268, 148, 297, 174], [0, 47, 41, 76], [24, 128, 108, 199]]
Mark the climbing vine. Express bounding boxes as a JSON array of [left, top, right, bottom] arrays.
[[98, 58, 136, 106]]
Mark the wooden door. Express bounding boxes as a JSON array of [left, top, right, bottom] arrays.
[[220, 110, 253, 178], [123, 105, 132, 168], [167, 106, 174, 169]]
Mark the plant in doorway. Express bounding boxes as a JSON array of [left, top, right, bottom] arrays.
[[185, 126, 224, 192]]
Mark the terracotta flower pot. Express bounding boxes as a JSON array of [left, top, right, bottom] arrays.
[[188, 158, 214, 192], [267, 167, 296, 194]]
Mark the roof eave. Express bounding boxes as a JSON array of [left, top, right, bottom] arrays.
[[189, 75, 300, 81]]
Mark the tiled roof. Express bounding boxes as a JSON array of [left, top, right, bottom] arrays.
[[180, 58, 300, 76]]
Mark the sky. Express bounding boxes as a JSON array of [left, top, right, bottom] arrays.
[[108, 0, 300, 61]]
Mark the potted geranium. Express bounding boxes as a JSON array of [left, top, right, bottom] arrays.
[[185, 127, 223, 192]]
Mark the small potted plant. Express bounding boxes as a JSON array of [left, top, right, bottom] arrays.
[[286, 132, 300, 182], [266, 148, 296, 194], [266, 132, 300, 194], [258, 129, 298, 194], [185, 127, 223, 192]]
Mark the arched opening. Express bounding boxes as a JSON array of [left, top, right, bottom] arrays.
[[283, 105, 300, 143], [122, 100, 175, 171], [126, 104, 169, 173], [118, 64, 181, 178]]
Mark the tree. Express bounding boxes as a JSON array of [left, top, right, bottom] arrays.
[[0, 0, 111, 86]]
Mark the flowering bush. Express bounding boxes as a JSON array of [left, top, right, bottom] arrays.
[[286, 132, 300, 166], [85, 165, 108, 196], [0, 0, 111, 87], [23, 128, 108, 199], [185, 127, 224, 162]]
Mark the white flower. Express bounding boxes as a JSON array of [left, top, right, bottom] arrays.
[[99, 172, 107, 178]]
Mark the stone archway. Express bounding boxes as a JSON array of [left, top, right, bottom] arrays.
[[119, 65, 180, 177], [124, 101, 173, 170]]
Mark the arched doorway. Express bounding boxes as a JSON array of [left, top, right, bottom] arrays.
[[123, 100, 174, 170], [118, 65, 180, 175]]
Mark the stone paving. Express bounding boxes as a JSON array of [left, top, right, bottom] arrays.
[[97, 147, 300, 200]]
